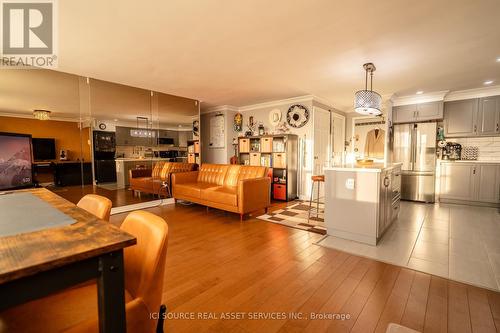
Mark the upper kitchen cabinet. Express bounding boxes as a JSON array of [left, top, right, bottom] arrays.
[[443, 98, 478, 137], [444, 96, 500, 137], [416, 101, 444, 121], [392, 101, 443, 124], [477, 96, 500, 136]]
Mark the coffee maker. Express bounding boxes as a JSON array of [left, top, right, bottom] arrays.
[[443, 142, 462, 160]]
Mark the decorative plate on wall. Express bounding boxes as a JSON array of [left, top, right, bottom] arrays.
[[269, 108, 282, 126], [286, 104, 309, 128]]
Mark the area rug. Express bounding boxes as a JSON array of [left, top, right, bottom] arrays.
[[257, 201, 326, 235]]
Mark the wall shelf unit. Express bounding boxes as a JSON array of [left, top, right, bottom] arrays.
[[187, 140, 200, 164], [238, 134, 298, 201]]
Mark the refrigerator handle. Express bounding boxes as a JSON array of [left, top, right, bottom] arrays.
[[411, 125, 417, 169]]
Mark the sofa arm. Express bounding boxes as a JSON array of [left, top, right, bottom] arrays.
[[171, 171, 199, 186], [129, 168, 152, 179], [238, 177, 271, 214]]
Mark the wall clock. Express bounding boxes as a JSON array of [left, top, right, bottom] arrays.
[[98, 123, 106, 130], [286, 104, 309, 128]]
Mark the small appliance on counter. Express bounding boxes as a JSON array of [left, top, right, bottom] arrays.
[[443, 142, 462, 160]]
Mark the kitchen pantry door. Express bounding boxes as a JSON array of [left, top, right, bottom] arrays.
[[332, 112, 346, 165], [313, 107, 331, 176]]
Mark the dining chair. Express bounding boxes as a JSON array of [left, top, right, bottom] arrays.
[[0, 210, 169, 333], [77, 194, 113, 221]]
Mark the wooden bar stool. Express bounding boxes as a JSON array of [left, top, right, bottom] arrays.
[[308, 175, 325, 223]]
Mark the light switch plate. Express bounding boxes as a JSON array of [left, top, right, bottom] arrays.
[[345, 178, 355, 190]]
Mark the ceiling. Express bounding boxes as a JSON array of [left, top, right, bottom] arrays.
[[48, 0, 500, 111]]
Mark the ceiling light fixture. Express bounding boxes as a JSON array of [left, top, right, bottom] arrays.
[[484, 80, 494, 85], [354, 63, 382, 116], [416, 91, 424, 95], [33, 109, 51, 120]]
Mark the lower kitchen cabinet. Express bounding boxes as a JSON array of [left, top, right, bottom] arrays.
[[440, 162, 500, 205], [477, 164, 500, 203]]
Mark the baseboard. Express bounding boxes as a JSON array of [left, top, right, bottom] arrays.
[[439, 198, 499, 208]]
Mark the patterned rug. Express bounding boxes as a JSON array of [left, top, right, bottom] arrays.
[[257, 201, 326, 235]]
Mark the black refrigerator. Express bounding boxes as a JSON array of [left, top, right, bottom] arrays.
[[93, 131, 117, 183]]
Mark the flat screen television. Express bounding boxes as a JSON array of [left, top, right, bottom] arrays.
[[32, 138, 56, 161], [0, 132, 33, 190]]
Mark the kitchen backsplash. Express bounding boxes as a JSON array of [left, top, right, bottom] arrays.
[[115, 145, 187, 158], [451, 137, 500, 161]]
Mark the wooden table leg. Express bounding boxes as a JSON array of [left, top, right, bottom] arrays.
[[97, 250, 126, 333]]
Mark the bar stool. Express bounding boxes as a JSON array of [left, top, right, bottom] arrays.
[[308, 175, 325, 223]]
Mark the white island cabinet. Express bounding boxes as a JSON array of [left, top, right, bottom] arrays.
[[324, 163, 402, 245]]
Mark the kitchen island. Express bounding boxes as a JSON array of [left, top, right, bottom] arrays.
[[324, 163, 402, 245]]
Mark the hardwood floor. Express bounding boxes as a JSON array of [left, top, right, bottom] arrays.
[[48, 184, 156, 207], [110, 203, 500, 333]]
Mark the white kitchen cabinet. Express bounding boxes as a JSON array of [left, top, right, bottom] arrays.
[[440, 162, 500, 205], [392, 102, 443, 124]]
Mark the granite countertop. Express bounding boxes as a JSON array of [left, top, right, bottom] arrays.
[[324, 162, 403, 173]]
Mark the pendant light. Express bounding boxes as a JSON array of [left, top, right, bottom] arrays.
[[33, 109, 51, 120], [354, 63, 382, 116]]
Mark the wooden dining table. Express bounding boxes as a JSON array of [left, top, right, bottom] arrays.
[[0, 188, 136, 333]]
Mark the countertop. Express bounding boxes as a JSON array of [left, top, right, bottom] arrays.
[[115, 158, 171, 162], [324, 162, 403, 173], [439, 160, 500, 164]]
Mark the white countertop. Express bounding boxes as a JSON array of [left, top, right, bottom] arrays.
[[324, 162, 403, 173], [115, 158, 171, 162], [439, 160, 500, 164]]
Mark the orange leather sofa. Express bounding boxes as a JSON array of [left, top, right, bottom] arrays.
[[172, 164, 270, 220], [129, 161, 197, 196]]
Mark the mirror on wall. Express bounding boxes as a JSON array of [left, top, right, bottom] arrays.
[[350, 116, 387, 162], [0, 69, 200, 209], [0, 69, 90, 200]]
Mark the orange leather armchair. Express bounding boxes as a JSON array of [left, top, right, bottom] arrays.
[[77, 194, 112, 221], [0, 210, 169, 333]]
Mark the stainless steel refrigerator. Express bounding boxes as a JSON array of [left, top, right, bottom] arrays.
[[393, 122, 437, 202]]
